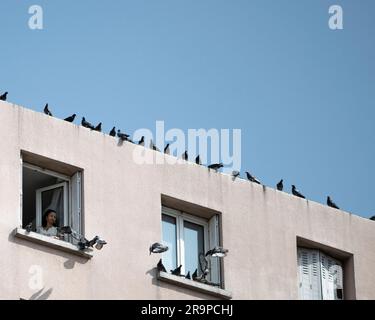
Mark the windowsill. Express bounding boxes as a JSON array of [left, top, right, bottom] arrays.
[[157, 271, 232, 300], [14, 228, 93, 259]]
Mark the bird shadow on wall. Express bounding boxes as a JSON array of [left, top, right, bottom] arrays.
[[28, 288, 53, 300]]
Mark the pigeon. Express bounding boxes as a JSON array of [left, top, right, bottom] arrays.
[[192, 269, 198, 280], [43, 104, 53, 116], [292, 185, 305, 199], [81, 117, 94, 129], [59, 226, 72, 234], [87, 236, 100, 247], [232, 171, 240, 180], [117, 130, 130, 141], [185, 271, 191, 280], [25, 222, 33, 233], [157, 259, 167, 272], [94, 122, 102, 132], [95, 239, 107, 250], [205, 247, 229, 258], [149, 242, 169, 255], [164, 143, 170, 154], [77, 240, 88, 250], [245, 172, 261, 184], [150, 140, 160, 152], [64, 114, 76, 122], [201, 266, 210, 279], [0, 91, 8, 101], [171, 265, 182, 276], [327, 196, 339, 209], [138, 136, 145, 146], [109, 127, 116, 137], [208, 163, 223, 171], [277, 179, 284, 191], [182, 151, 188, 161], [195, 155, 201, 165]]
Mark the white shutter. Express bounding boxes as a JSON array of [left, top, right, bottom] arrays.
[[320, 252, 336, 300], [297, 248, 322, 300], [299, 249, 344, 300], [208, 214, 221, 285], [71, 171, 82, 238], [298, 248, 312, 300], [310, 250, 322, 300]]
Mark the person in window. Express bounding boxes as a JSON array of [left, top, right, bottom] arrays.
[[38, 209, 58, 237]]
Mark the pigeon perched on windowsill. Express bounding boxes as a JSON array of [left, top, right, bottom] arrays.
[[25, 222, 33, 233], [157, 259, 167, 273], [171, 265, 182, 276], [192, 269, 198, 280]]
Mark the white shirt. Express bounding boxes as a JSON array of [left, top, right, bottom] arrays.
[[38, 226, 58, 237]]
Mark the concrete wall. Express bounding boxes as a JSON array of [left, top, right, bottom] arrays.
[[1, 101, 375, 300]]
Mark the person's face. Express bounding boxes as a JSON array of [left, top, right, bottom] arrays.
[[46, 212, 56, 226]]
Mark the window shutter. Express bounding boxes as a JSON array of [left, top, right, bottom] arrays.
[[320, 252, 336, 300], [71, 171, 82, 240], [310, 250, 322, 300], [297, 248, 311, 299], [208, 214, 221, 285], [297, 248, 322, 300]]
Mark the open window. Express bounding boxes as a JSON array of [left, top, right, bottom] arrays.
[[21, 156, 82, 243], [161, 206, 221, 286]]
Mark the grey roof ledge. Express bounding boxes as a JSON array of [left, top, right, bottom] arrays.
[[14, 228, 93, 259], [157, 271, 232, 300]]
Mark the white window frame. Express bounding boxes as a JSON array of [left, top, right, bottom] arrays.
[[21, 161, 82, 236], [160, 206, 225, 285]]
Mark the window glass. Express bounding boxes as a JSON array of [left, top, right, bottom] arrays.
[[162, 214, 177, 272], [184, 220, 205, 276]]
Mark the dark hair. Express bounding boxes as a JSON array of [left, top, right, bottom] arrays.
[[42, 209, 57, 227]]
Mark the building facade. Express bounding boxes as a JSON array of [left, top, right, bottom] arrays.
[[1, 101, 374, 300]]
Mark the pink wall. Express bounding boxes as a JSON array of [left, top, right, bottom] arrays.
[[1, 101, 375, 299]]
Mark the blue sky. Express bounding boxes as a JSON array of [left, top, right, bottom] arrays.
[[1, 1, 374, 218]]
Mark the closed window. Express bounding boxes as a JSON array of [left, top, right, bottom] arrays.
[[297, 247, 344, 300], [161, 206, 221, 285]]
